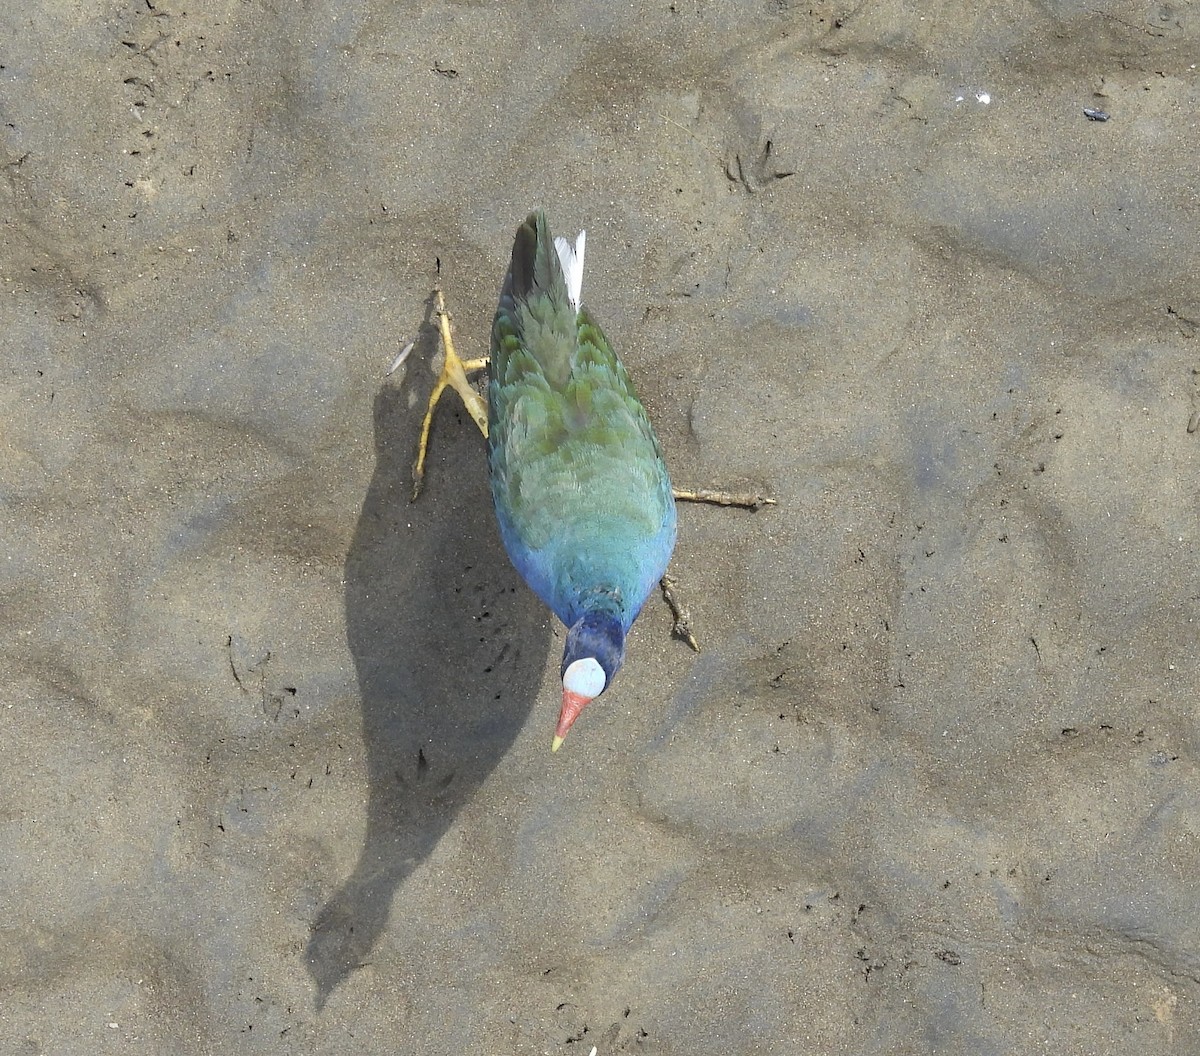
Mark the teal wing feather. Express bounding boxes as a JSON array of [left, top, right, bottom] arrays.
[[488, 212, 676, 629]]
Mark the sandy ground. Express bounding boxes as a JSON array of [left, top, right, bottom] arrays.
[[3, 1, 1200, 1053]]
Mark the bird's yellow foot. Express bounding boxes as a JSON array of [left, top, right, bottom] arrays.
[[411, 287, 490, 500]]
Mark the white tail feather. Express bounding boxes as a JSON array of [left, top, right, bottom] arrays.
[[553, 230, 586, 312]]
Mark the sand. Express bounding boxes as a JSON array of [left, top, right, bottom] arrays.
[[2, 1, 1199, 1052]]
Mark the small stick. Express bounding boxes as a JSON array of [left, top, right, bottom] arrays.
[[386, 340, 415, 377]]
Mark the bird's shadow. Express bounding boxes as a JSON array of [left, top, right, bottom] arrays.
[[306, 305, 549, 1008]]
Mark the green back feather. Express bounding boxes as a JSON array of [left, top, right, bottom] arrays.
[[487, 212, 676, 626]]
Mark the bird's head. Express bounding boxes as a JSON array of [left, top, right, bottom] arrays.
[[555, 611, 626, 751]]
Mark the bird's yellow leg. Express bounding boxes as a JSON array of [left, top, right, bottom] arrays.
[[411, 287, 489, 499]]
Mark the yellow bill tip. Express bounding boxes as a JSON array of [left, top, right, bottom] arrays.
[[551, 735, 565, 753]]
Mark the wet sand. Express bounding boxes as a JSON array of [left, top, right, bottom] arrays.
[[2, 1, 1199, 1052]]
